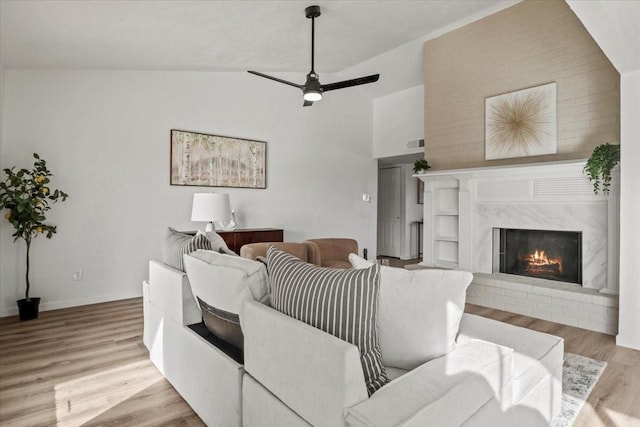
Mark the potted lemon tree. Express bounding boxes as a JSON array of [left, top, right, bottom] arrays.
[[0, 153, 68, 320]]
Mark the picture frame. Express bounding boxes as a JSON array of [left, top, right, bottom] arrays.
[[417, 178, 424, 204], [485, 82, 557, 160], [170, 129, 266, 189]]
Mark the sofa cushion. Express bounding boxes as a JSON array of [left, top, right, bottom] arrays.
[[457, 313, 564, 403], [162, 227, 212, 271], [345, 340, 514, 427], [349, 254, 473, 370], [267, 246, 389, 395], [183, 250, 269, 348]]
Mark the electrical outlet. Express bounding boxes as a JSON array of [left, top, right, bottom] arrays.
[[73, 270, 83, 281], [362, 193, 371, 203]]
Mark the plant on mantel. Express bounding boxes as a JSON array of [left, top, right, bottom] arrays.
[[0, 153, 68, 320], [583, 143, 620, 195], [413, 158, 431, 174]]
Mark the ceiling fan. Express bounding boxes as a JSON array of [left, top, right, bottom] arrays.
[[248, 5, 380, 107]]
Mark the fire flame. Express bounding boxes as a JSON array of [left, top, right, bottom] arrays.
[[525, 249, 563, 273]]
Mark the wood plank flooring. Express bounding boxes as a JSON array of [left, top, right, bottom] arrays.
[[1, 298, 638, 426], [0, 298, 203, 427]]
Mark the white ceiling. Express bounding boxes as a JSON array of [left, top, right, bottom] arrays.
[[1, 0, 514, 74]]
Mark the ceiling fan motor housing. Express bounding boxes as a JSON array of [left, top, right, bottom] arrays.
[[305, 5, 321, 19]]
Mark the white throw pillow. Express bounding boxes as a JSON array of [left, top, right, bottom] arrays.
[[349, 253, 473, 370], [184, 250, 269, 326]]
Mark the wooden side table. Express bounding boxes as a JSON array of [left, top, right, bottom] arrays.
[[217, 228, 284, 254]]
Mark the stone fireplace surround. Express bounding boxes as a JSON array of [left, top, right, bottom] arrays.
[[417, 160, 619, 334]]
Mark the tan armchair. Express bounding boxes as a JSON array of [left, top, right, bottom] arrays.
[[304, 238, 358, 269], [240, 242, 321, 266]]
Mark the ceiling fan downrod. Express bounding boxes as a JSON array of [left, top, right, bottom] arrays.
[[306, 5, 321, 76]]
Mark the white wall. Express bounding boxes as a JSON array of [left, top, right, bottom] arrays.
[[617, 70, 640, 349], [567, 0, 640, 349], [0, 70, 377, 316], [373, 86, 424, 260], [373, 85, 424, 159]]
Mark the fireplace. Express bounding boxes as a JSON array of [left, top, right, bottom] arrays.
[[493, 228, 582, 285]]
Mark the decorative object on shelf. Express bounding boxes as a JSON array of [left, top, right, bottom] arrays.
[[485, 82, 557, 160], [248, 5, 379, 107], [583, 143, 620, 194], [191, 193, 231, 232], [0, 153, 69, 320], [171, 129, 266, 189], [413, 158, 431, 174]]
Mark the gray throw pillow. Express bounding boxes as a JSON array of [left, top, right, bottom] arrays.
[[162, 227, 212, 271], [197, 296, 244, 350], [267, 246, 389, 396]]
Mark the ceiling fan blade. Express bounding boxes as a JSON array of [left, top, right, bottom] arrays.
[[303, 100, 314, 107], [321, 74, 380, 92], [248, 71, 302, 89]]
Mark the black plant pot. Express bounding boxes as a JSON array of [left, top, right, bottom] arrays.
[[17, 298, 41, 321]]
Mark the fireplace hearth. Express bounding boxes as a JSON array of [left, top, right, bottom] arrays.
[[494, 228, 582, 285]]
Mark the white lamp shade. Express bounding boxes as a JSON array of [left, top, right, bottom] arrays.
[[191, 193, 231, 223]]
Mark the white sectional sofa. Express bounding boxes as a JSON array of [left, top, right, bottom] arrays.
[[143, 253, 564, 426]]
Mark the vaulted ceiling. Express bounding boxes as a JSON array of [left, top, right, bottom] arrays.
[[1, 0, 515, 73]]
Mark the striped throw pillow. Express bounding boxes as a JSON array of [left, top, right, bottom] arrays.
[[267, 246, 389, 395], [162, 227, 212, 271]]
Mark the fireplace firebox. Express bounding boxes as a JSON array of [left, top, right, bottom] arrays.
[[493, 228, 582, 285]]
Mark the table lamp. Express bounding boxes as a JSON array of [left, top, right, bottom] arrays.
[[191, 193, 231, 232]]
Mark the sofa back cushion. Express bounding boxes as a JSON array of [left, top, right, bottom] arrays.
[[267, 246, 389, 395], [304, 238, 358, 269], [349, 254, 473, 370], [184, 250, 269, 349], [162, 227, 212, 271]]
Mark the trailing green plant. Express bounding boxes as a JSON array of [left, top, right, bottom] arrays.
[[0, 153, 68, 300], [413, 158, 431, 174], [583, 144, 620, 195]]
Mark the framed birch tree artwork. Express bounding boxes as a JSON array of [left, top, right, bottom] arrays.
[[485, 82, 557, 160], [170, 129, 266, 189]]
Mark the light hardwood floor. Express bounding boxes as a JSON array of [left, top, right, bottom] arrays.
[[0, 298, 204, 427], [1, 298, 638, 426]]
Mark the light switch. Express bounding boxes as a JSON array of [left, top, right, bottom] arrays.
[[362, 193, 371, 203]]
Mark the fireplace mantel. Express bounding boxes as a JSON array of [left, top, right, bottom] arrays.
[[415, 159, 590, 179]]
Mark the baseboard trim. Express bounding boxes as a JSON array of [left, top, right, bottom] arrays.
[[0, 291, 142, 318]]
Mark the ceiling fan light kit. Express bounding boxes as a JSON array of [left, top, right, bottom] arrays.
[[248, 5, 380, 107]]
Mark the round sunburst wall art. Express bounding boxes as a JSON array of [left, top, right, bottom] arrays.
[[485, 82, 557, 160]]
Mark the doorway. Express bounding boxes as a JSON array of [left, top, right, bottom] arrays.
[[377, 153, 425, 260]]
